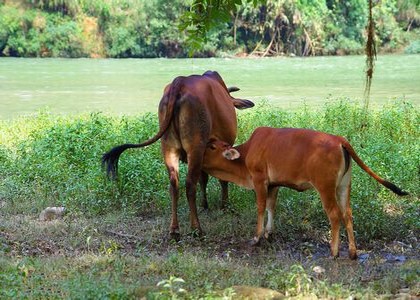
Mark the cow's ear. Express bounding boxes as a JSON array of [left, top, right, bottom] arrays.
[[223, 149, 240, 160], [227, 86, 240, 93], [232, 98, 254, 110]]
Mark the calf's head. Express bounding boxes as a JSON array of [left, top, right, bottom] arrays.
[[203, 139, 240, 168]]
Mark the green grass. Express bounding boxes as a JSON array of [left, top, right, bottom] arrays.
[[0, 99, 419, 298]]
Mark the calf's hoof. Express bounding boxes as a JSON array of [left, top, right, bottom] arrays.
[[264, 231, 274, 242], [330, 250, 339, 259], [349, 251, 358, 260], [249, 237, 261, 247]]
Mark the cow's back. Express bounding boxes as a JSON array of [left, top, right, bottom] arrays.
[[245, 127, 346, 186], [186, 75, 237, 143], [160, 74, 238, 150]]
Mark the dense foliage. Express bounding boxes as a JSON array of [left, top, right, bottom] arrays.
[[0, 0, 419, 57]]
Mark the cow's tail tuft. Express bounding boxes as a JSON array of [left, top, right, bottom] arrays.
[[102, 144, 133, 179], [102, 76, 184, 180]]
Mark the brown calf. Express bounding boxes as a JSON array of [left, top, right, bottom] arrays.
[[102, 71, 253, 239], [202, 127, 408, 259]]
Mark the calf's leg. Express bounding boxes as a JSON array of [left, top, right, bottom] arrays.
[[337, 174, 357, 260], [265, 186, 279, 239], [251, 178, 268, 245], [319, 188, 342, 258]]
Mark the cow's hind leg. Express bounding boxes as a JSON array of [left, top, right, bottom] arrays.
[[337, 171, 357, 260], [164, 148, 181, 240], [186, 149, 205, 236]]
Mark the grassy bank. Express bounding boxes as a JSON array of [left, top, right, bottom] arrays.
[[0, 100, 419, 298]]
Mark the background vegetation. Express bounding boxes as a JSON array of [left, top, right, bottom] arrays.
[[0, 0, 419, 58]]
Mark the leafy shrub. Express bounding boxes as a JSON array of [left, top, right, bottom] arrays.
[[101, 0, 191, 58], [324, 36, 364, 55], [0, 6, 87, 57], [405, 40, 420, 54]]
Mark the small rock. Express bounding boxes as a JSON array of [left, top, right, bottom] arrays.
[[385, 253, 406, 263], [358, 253, 370, 262], [398, 288, 410, 294], [230, 286, 284, 299], [312, 265, 326, 275], [39, 207, 66, 221]]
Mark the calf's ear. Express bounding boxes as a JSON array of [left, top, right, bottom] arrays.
[[223, 149, 240, 160]]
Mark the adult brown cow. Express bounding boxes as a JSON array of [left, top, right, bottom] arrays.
[[102, 71, 254, 239], [202, 127, 408, 259]]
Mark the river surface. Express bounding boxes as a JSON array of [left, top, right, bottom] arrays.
[[0, 55, 419, 119]]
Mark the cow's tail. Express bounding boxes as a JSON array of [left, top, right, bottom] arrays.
[[341, 140, 409, 196], [102, 77, 183, 179]]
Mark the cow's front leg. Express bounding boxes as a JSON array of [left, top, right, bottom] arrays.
[[219, 180, 229, 209], [199, 171, 209, 210], [199, 174, 229, 210]]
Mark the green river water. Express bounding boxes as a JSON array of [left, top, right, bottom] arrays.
[[0, 55, 419, 119]]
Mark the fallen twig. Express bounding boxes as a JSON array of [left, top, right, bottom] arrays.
[[104, 229, 144, 242]]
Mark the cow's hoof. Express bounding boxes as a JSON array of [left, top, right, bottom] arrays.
[[190, 228, 204, 239], [200, 202, 209, 211], [169, 231, 181, 242], [199, 207, 209, 214]]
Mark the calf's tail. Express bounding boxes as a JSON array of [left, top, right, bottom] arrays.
[[342, 141, 409, 196]]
